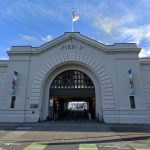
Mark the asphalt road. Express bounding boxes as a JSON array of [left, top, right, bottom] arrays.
[[0, 122, 150, 150]]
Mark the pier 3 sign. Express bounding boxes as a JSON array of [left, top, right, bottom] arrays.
[[60, 44, 84, 51]]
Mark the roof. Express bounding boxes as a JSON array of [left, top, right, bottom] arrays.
[[8, 32, 141, 55]]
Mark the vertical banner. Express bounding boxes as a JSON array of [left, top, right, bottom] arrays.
[[128, 69, 134, 95], [11, 71, 18, 95]]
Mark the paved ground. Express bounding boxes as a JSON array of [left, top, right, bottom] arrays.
[[0, 122, 150, 150]]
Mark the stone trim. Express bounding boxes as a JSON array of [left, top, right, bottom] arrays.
[[8, 33, 140, 55], [30, 52, 115, 109]]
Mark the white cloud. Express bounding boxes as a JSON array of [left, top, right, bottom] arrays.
[[0, 0, 150, 58], [118, 13, 137, 26], [120, 25, 150, 58], [93, 17, 116, 34], [139, 48, 150, 58], [22, 34, 37, 41], [77, 1, 137, 35], [20, 34, 53, 45], [0, 1, 66, 23], [120, 24, 150, 44], [42, 35, 53, 42]]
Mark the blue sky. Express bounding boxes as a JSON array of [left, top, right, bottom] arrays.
[[0, 0, 150, 59]]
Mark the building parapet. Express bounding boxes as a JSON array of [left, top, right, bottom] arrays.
[[140, 58, 150, 64], [0, 60, 8, 67]]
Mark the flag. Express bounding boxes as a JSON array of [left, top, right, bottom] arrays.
[[128, 69, 134, 94], [11, 71, 18, 95], [72, 9, 79, 22], [128, 69, 133, 85]]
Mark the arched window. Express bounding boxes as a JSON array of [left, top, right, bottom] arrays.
[[51, 70, 94, 89]]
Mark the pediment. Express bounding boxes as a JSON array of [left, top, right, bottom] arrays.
[[9, 32, 140, 55], [36, 32, 108, 53]]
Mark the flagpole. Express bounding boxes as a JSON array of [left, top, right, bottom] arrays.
[[72, 8, 73, 32], [72, 22, 73, 32]]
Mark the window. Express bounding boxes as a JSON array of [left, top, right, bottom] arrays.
[[130, 96, 135, 109], [51, 70, 94, 89], [10, 96, 16, 108]]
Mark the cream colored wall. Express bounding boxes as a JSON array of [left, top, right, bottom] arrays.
[[0, 62, 8, 107], [0, 33, 150, 123], [140, 59, 150, 109]]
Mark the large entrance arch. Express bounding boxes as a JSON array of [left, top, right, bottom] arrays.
[[30, 53, 114, 122], [40, 63, 102, 121], [49, 70, 96, 121]]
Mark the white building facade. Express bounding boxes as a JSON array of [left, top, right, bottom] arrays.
[[0, 32, 150, 123]]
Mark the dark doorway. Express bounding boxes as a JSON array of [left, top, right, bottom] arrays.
[[49, 70, 95, 121]]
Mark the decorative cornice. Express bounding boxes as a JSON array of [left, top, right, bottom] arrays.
[[140, 58, 150, 64], [0, 60, 8, 67], [7, 32, 141, 55]]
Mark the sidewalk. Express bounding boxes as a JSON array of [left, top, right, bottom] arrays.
[[0, 122, 150, 149]]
